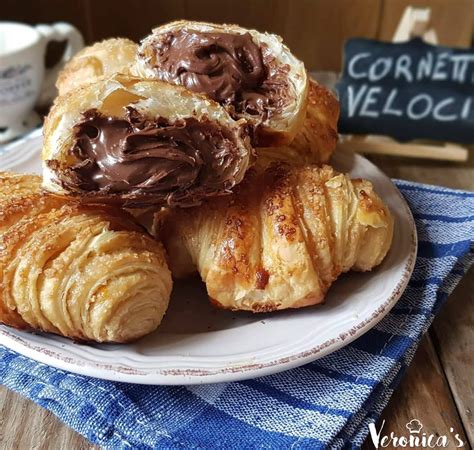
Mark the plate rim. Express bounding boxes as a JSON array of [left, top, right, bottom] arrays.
[[1, 144, 418, 385]]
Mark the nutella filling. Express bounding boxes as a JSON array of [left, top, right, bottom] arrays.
[[148, 30, 290, 120], [51, 108, 244, 206]]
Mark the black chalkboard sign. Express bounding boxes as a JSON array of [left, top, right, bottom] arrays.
[[336, 38, 474, 144]]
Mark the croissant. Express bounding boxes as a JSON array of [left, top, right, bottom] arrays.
[[137, 20, 309, 148], [56, 38, 138, 96], [159, 164, 393, 312], [54, 22, 338, 165], [258, 79, 339, 166], [0, 172, 172, 343], [42, 74, 253, 207]]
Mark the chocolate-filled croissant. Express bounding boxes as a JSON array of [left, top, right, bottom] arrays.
[[43, 74, 253, 207], [159, 164, 393, 312], [54, 22, 338, 165], [0, 172, 172, 343], [137, 21, 309, 148]]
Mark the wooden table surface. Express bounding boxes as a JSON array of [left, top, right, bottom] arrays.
[[1, 151, 473, 449]]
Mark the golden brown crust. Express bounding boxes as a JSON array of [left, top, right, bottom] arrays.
[[160, 164, 393, 312], [291, 80, 339, 163], [56, 38, 138, 96], [0, 172, 172, 343], [258, 80, 339, 166]]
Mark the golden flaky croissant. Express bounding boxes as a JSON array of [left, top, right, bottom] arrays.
[[0, 172, 172, 343], [43, 74, 253, 207], [159, 164, 393, 312], [56, 38, 138, 96], [259, 79, 339, 166]]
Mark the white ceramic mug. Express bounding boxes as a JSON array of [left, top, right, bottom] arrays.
[[0, 22, 83, 143]]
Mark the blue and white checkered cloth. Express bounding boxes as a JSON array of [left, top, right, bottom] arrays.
[[1, 180, 473, 449]]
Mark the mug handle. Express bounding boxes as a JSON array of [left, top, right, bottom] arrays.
[[35, 22, 84, 104]]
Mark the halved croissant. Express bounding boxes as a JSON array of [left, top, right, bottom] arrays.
[[0, 172, 172, 343], [159, 164, 393, 312], [56, 38, 138, 96], [43, 74, 253, 207], [137, 20, 309, 147]]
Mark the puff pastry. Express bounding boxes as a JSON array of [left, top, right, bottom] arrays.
[[56, 38, 138, 96], [137, 20, 309, 147], [258, 79, 339, 165], [43, 74, 253, 207], [159, 164, 393, 312], [0, 172, 172, 343]]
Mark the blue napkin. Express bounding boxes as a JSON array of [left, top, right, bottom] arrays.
[[1, 180, 473, 449]]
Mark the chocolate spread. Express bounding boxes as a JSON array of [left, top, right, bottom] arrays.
[[50, 108, 245, 206], [148, 30, 290, 120]]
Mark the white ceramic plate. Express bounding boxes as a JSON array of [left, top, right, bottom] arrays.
[[0, 135, 417, 385]]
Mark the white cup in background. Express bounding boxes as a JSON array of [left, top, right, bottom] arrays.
[[0, 22, 83, 143]]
